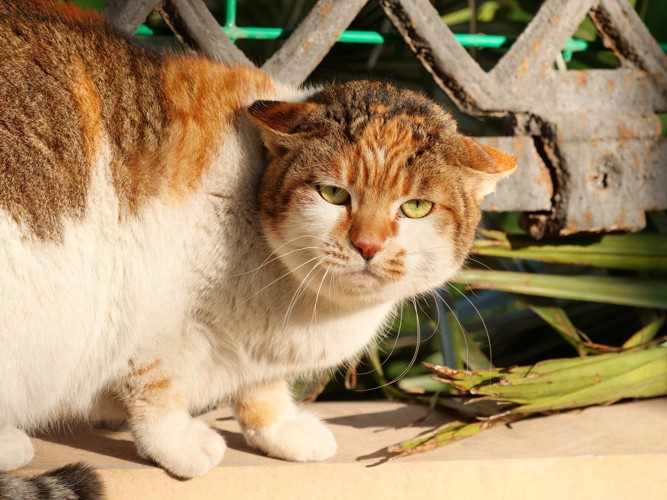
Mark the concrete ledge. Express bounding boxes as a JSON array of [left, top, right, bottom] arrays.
[[16, 398, 667, 499]]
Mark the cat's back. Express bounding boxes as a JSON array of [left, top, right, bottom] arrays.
[[0, 2, 186, 427], [0, 0, 167, 241]]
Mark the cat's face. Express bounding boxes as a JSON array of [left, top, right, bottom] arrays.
[[251, 82, 515, 307]]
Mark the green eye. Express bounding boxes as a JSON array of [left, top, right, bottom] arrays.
[[400, 199, 433, 219], [319, 185, 350, 205]]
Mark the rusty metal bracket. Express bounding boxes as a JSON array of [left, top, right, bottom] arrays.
[[103, 0, 667, 236]]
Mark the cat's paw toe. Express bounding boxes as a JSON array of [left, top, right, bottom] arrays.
[[135, 412, 225, 478], [244, 411, 336, 462], [0, 428, 35, 471]]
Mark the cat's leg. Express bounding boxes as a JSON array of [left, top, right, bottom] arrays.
[[0, 427, 34, 471], [232, 381, 336, 462], [119, 360, 225, 478], [88, 391, 127, 430]]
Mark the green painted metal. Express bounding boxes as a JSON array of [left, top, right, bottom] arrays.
[[135, 23, 640, 52], [225, 0, 236, 29], [134, 0, 667, 55]]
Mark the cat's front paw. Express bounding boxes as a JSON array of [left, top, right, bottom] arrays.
[[0, 428, 34, 471], [244, 411, 336, 462], [134, 411, 225, 478]]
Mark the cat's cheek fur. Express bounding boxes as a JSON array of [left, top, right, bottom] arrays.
[[397, 216, 459, 293], [263, 192, 344, 293]]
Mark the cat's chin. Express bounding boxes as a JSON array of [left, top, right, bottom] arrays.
[[321, 273, 405, 308]]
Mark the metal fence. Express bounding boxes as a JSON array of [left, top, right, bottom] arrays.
[[104, 0, 667, 237]]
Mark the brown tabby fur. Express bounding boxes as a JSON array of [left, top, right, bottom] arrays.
[[0, 0, 273, 241]]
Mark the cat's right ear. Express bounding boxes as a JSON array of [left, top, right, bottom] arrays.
[[247, 100, 319, 155]]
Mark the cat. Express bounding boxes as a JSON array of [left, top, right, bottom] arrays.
[[0, 0, 516, 497]]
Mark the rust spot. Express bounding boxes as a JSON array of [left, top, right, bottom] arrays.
[[584, 211, 593, 225], [517, 58, 530, 79], [512, 137, 526, 155], [590, 171, 609, 190], [550, 14, 560, 27], [616, 207, 627, 227], [607, 78, 616, 93], [536, 163, 552, 195], [624, 72, 635, 87], [533, 39, 542, 54], [618, 123, 634, 142], [574, 71, 588, 87], [321, 3, 332, 16]]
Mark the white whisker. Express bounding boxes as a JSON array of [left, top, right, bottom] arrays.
[[231, 246, 321, 278], [280, 258, 325, 332], [432, 288, 469, 368], [240, 254, 322, 304], [310, 264, 331, 325], [464, 256, 495, 272], [356, 297, 421, 392], [406, 245, 448, 256], [356, 303, 403, 376], [454, 286, 493, 370], [231, 233, 327, 278]]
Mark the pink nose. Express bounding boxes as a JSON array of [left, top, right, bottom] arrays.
[[353, 240, 382, 260]]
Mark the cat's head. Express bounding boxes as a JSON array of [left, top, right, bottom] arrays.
[[249, 81, 515, 308]]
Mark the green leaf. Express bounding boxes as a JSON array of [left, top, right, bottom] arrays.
[[623, 314, 666, 349], [512, 350, 667, 413], [525, 302, 588, 355], [388, 420, 496, 456], [453, 270, 667, 310], [471, 233, 667, 271], [398, 374, 445, 394], [390, 347, 667, 458], [437, 347, 667, 408]]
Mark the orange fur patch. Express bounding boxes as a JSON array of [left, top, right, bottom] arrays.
[[233, 382, 291, 430], [70, 62, 104, 164], [122, 360, 182, 419], [145, 378, 172, 391], [131, 360, 161, 377], [161, 60, 274, 200]]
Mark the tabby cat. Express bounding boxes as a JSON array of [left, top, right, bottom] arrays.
[[0, 1, 515, 496]]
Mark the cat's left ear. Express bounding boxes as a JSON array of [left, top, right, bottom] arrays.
[[247, 100, 319, 155], [460, 136, 517, 199]]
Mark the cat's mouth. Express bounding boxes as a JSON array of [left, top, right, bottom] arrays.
[[345, 266, 391, 287]]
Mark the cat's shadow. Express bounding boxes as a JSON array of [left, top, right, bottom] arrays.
[[325, 405, 439, 430], [33, 407, 451, 468], [325, 406, 455, 467], [35, 422, 259, 467], [35, 426, 149, 466]]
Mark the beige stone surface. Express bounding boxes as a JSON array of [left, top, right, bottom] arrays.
[[16, 398, 667, 499]]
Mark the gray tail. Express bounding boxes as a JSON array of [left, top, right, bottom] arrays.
[[0, 463, 103, 499]]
